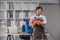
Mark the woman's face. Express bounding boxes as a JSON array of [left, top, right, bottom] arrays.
[[36, 9, 43, 16]]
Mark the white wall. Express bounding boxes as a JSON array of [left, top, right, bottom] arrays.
[[0, 0, 59, 3], [39, 5, 60, 40], [39, 0, 59, 3]]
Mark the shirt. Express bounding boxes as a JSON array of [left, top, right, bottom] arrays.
[[29, 15, 47, 26]]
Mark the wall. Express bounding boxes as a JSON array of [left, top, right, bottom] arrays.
[[39, 0, 59, 3], [39, 4, 60, 40], [0, 0, 59, 3]]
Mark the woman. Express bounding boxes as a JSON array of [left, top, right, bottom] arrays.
[[29, 6, 47, 40]]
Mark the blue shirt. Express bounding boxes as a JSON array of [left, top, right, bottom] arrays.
[[24, 20, 32, 34]]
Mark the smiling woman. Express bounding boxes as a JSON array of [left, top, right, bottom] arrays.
[[29, 6, 47, 40]]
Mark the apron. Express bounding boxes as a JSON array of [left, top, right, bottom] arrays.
[[33, 24, 45, 40]]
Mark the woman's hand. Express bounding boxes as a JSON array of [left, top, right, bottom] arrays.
[[31, 20, 41, 27]]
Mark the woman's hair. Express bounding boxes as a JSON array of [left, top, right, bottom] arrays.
[[35, 6, 43, 11]]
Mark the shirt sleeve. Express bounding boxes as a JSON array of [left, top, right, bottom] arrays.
[[42, 16, 47, 24], [29, 17, 34, 26]]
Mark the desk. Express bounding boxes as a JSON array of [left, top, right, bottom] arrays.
[[6, 32, 31, 40]]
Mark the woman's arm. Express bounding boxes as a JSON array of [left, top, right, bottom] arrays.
[[39, 21, 47, 25]]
